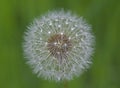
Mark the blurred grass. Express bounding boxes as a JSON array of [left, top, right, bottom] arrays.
[[0, 0, 120, 88]]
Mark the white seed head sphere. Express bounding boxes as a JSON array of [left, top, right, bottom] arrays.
[[23, 10, 95, 82]]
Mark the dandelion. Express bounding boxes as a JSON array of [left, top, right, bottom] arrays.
[[23, 10, 95, 81]]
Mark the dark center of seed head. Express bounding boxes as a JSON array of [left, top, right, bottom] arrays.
[[47, 33, 72, 59]]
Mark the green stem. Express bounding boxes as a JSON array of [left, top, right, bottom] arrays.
[[64, 81, 68, 88]]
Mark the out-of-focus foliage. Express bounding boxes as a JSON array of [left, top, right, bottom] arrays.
[[0, 0, 120, 88]]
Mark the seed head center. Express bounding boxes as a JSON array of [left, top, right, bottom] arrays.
[[47, 33, 72, 59]]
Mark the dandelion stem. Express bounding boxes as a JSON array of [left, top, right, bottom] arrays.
[[64, 81, 68, 88]]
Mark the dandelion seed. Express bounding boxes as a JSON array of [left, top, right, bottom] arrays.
[[23, 10, 95, 82], [48, 31, 51, 34], [71, 27, 75, 31], [49, 22, 52, 26], [58, 25, 61, 28]]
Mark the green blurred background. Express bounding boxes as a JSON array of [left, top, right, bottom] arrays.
[[0, 0, 120, 88]]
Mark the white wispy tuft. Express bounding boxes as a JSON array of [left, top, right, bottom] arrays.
[[23, 10, 95, 82]]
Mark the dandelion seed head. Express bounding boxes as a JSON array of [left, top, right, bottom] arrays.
[[23, 10, 95, 82]]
